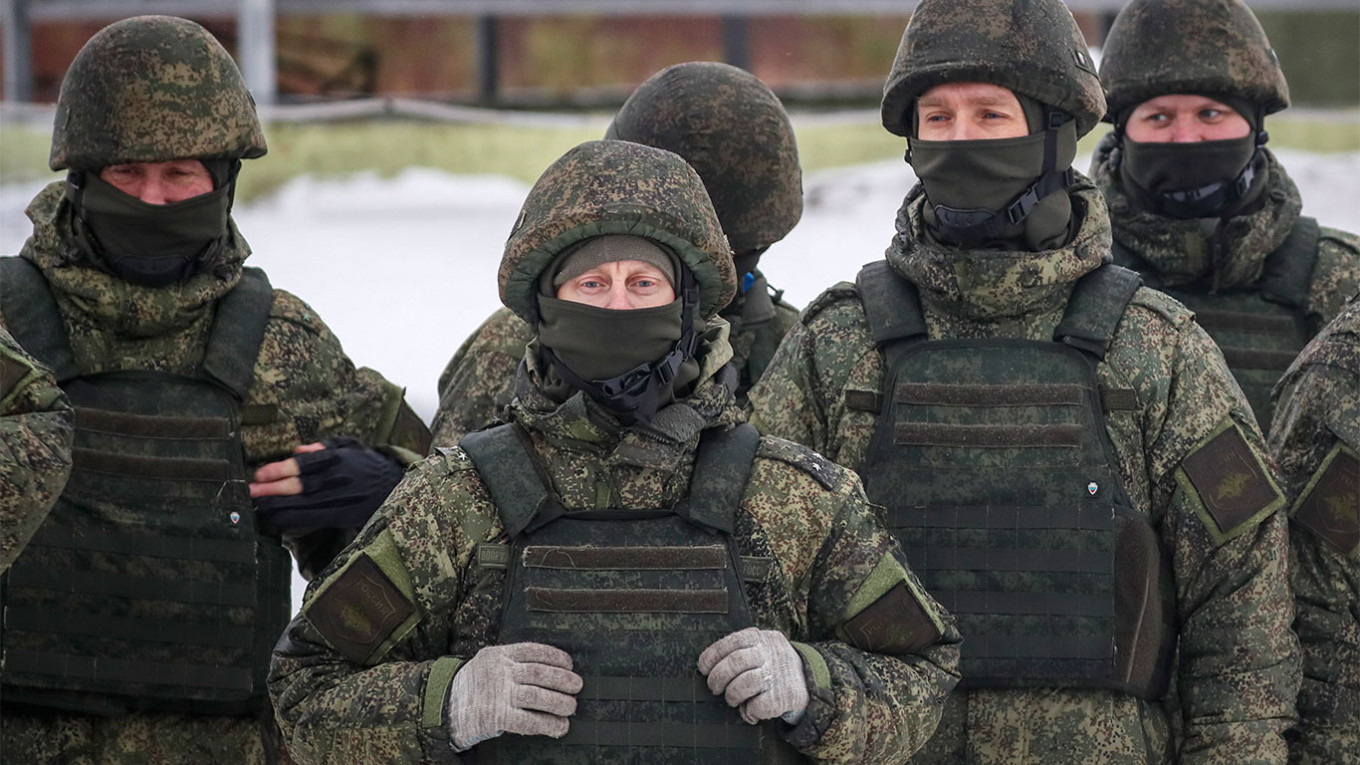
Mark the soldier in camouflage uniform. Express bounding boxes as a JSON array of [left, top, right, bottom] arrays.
[[1269, 293, 1360, 765], [0, 17, 431, 765], [269, 139, 961, 764], [431, 61, 803, 445], [0, 327, 73, 573], [747, 0, 1300, 762], [1092, 0, 1360, 433]]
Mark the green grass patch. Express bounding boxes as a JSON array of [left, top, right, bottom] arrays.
[[3, 111, 1356, 204]]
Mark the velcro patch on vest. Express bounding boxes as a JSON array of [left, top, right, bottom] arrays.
[[844, 389, 884, 414], [1292, 445, 1359, 557], [522, 545, 727, 571], [525, 587, 728, 614], [1181, 424, 1283, 544], [841, 582, 941, 655], [307, 553, 415, 664]]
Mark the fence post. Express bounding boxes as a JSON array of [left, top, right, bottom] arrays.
[[3, 0, 33, 103], [239, 0, 277, 105], [721, 15, 751, 72], [477, 15, 500, 106]]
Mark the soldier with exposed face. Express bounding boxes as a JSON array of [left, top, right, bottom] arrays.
[[0, 327, 73, 573], [747, 0, 1300, 761], [1269, 293, 1360, 764], [431, 61, 803, 445], [1093, 0, 1360, 433], [0, 16, 430, 764], [268, 140, 961, 764]]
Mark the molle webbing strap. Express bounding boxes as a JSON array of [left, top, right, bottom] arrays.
[[856, 260, 927, 347], [683, 424, 760, 535], [29, 523, 256, 564], [0, 257, 79, 381], [5, 563, 256, 606], [460, 424, 550, 539], [72, 447, 236, 482], [1259, 216, 1320, 309], [895, 423, 1084, 449], [4, 649, 253, 693], [897, 383, 1085, 407], [202, 266, 273, 399], [525, 588, 730, 614], [1053, 264, 1143, 360], [74, 406, 230, 439], [522, 545, 729, 570]]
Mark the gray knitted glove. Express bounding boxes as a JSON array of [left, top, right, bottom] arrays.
[[697, 627, 809, 725], [445, 642, 583, 752]]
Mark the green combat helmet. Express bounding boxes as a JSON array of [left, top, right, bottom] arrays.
[[605, 62, 802, 257], [1099, 0, 1289, 123], [500, 140, 735, 327], [49, 15, 267, 171], [880, 0, 1106, 137]]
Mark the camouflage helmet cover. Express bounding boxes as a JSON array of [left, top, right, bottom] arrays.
[[500, 140, 736, 325], [881, 0, 1106, 137], [50, 15, 267, 171], [605, 61, 803, 255], [1099, 0, 1289, 122]]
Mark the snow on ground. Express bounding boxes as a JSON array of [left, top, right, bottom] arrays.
[[2, 148, 1357, 611]]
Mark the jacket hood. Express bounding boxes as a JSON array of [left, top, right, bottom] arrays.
[[887, 174, 1111, 323], [1092, 137, 1301, 289]]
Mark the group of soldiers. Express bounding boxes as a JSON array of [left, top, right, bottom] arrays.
[[0, 0, 1355, 763]]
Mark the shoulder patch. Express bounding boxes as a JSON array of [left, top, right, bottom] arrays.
[[1292, 444, 1359, 558], [0, 352, 35, 402], [1178, 420, 1286, 545], [843, 582, 942, 656], [756, 436, 843, 491], [800, 282, 861, 327], [306, 553, 415, 664], [434, 445, 477, 471]]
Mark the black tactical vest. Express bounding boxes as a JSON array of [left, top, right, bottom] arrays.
[[853, 261, 1175, 700], [461, 422, 804, 764], [0, 257, 289, 716], [1112, 216, 1320, 434]]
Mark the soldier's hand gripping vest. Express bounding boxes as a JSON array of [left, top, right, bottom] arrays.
[[461, 423, 805, 764], [0, 257, 288, 716], [853, 261, 1175, 699], [1112, 217, 1321, 434]]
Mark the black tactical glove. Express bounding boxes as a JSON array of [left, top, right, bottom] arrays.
[[254, 437, 404, 533]]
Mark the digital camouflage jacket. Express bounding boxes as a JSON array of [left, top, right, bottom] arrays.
[[430, 274, 799, 446], [1269, 294, 1360, 765], [0, 326, 73, 573], [1091, 142, 1360, 431], [748, 177, 1301, 764], [270, 342, 963, 765]]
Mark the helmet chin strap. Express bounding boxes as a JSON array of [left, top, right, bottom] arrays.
[[931, 107, 1075, 245], [1111, 104, 1268, 220], [545, 269, 701, 424]]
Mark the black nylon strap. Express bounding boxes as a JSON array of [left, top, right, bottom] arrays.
[[964, 633, 1113, 661], [31, 524, 256, 565], [460, 424, 551, 539], [558, 720, 762, 749], [5, 606, 254, 649], [202, 267, 273, 399], [73, 406, 232, 439], [6, 649, 254, 692], [6, 566, 256, 606], [1053, 264, 1143, 360], [0, 257, 79, 381], [683, 424, 760, 535], [856, 260, 927, 347], [1259, 216, 1320, 309], [888, 504, 1112, 532]]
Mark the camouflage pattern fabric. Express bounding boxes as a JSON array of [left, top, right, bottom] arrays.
[[1092, 143, 1360, 325], [880, 0, 1105, 137], [605, 61, 802, 254], [747, 176, 1301, 764], [0, 181, 429, 765], [1099, 0, 1289, 122], [270, 360, 962, 765], [0, 326, 73, 572], [430, 285, 800, 446], [1, 710, 288, 765], [49, 15, 266, 171], [1270, 295, 1360, 765]]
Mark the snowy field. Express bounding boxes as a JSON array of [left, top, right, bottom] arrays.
[[2, 147, 1356, 611]]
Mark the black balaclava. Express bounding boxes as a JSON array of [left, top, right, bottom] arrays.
[[536, 235, 703, 423], [1112, 95, 1268, 220], [67, 158, 238, 287], [909, 93, 1078, 250]]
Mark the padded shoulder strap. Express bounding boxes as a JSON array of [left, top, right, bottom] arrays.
[[856, 260, 927, 348], [0, 257, 79, 381], [459, 423, 551, 539], [1259, 216, 1320, 309], [203, 267, 274, 399], [1054, 264, 1143, 360], [684, 424, 761, 535]]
